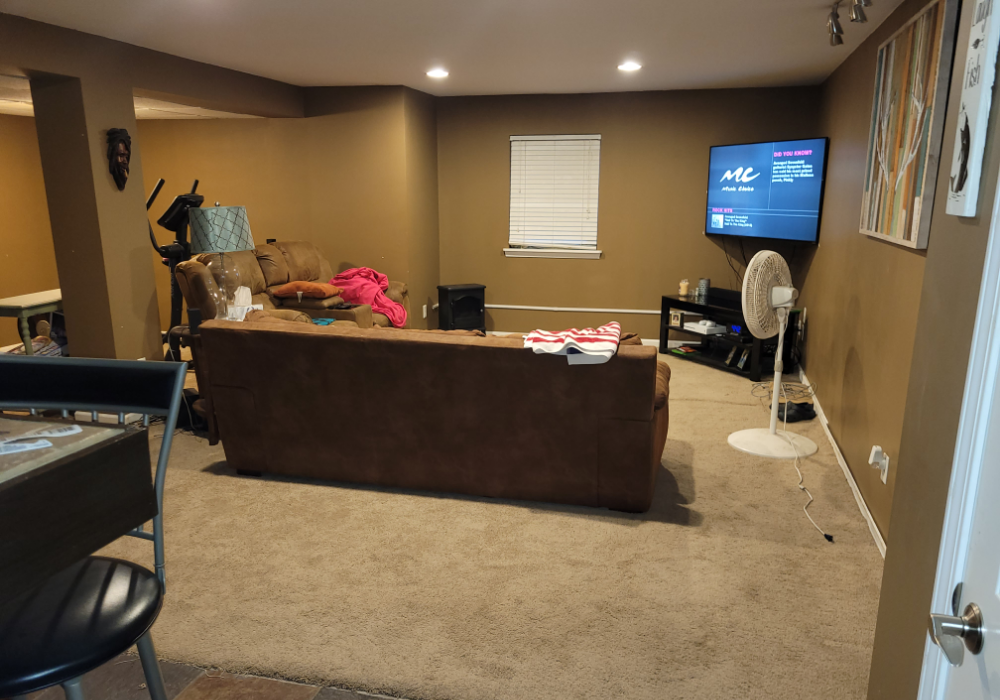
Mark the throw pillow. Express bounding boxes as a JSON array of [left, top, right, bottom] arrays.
[[273, 280, 343, 299]]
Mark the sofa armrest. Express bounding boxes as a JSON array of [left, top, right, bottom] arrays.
[[386, 281, 411, 328], [175, 260, 220, 321], [386, 280, 408, 302], [654, 359, 671, 410]]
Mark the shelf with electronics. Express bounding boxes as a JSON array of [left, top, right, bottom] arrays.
[[659, 288, 802, 382]]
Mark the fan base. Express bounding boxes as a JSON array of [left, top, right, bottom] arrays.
[[728, 428, 819, 459]]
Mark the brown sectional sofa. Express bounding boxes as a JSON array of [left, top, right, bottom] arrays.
[[198, 319, 670, 512], [175, 240, 410, 328]]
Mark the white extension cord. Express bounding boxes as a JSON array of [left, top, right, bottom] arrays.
[[780, 383, 833, 542]]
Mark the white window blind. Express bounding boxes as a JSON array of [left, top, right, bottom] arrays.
[[509, 134, 601, 251]]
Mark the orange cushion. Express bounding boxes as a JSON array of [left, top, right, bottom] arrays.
[[272, 281, 343, 299]]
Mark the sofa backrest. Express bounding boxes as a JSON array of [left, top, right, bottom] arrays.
[[196, 250, 268, 295], [199, 320, 660, 508], [253, 244, 290, 287], [272, 241, 334, 284]]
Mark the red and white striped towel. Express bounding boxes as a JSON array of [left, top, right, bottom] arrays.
[[524, 322, 622, 365]]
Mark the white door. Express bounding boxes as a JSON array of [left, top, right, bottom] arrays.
[[921, 157, 1000, 698]]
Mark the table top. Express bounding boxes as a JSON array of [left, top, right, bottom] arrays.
[[663, 293, 744, 314], [0, 415, 153, 605], [0, 416, 123, 488], [0, 288, 62, 311]]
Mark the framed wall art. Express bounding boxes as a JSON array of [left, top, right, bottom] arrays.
[[946, 0, 1000, 217], [860, 0, 959, 249]]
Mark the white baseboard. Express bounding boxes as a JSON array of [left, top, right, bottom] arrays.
[[800, 369, 886, 558]]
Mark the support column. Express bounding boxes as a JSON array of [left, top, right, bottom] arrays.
[[30, 74, 161, 359]]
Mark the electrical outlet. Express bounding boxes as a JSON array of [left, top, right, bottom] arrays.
[[422, 304, 428, 319], [869, 446, 889, 484]]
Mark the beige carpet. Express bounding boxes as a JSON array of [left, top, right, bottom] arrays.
[[101, 358, 883, 700]]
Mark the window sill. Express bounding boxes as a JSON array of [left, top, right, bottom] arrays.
[[503, 248, 602, 260]]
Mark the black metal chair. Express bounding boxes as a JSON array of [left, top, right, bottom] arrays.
[[0, 355, 187, 700]]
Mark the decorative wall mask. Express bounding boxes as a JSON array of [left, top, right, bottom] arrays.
[[106, 128, 131, 191]]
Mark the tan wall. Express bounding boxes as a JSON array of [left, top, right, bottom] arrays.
[[866, 1, 1000, 696], [138, 118, 310, 330], [302, 88, 410, 286], [0, 12, 304, 358], [0, 114, 56, 347], [798, 0, 937, 537], [403, 88, 440, 329], [436, 89, 822, 338], [139, 87, 437, 330]]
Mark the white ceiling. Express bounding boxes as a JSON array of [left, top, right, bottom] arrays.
[[0, 0, 906, 96], [0, 75, 259, 118]]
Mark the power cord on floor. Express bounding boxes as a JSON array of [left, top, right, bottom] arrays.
[[752, 379, 833, 543], [779, 382, 833, 543]]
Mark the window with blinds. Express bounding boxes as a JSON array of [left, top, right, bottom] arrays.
[[508, 134, 601, 255]]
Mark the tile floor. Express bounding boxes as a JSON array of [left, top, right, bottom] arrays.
[[13, 651, 395, 700]]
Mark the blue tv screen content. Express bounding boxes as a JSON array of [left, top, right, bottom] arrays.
[[705, 138, 828, 243]]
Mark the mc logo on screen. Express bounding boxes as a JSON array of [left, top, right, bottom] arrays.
[[720, 167, 761, 184]]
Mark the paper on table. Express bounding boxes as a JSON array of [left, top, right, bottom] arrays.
[[0, 439, 53, 455], [0, 423, 82, 445]]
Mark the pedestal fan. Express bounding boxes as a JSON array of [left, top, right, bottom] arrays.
[[728, 250, 818, 459]]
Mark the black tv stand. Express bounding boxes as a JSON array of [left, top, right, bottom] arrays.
[[659, 289, 798, 381]]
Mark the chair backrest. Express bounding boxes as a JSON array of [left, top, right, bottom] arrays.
[[0, 355, 188, 590]]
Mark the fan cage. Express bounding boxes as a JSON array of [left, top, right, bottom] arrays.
[[742, 251, 792, 339]]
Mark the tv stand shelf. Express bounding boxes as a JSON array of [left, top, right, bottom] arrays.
[[659, 289, 798, 382]]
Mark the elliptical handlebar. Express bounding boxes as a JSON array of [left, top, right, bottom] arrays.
[[147, 178, 165, 211], [147, 178, 168, 256]]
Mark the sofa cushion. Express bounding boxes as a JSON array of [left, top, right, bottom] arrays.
[[273, 241, 325, 282], [252, 293, 276, 310], [273, 281, 344, 299], [196, 250, 267, 295], [245, 309, 312, 324], [254, 244, 290, 287], [278, 295, 348, 310], [373, 326, 486, 338]]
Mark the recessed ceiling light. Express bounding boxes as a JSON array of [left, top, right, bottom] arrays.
[[427, 68, 449, 78], [618, 61, 642, 72]]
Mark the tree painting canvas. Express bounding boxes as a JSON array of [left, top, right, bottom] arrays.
[[861, 0, 958, 249]]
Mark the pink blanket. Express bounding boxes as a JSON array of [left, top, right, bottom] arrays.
[[331, 267, 407, 327]]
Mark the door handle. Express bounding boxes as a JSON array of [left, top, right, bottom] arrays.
[[929, 603, 984, 666]]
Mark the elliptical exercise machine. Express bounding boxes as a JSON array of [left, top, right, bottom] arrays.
[[146, 178, 203, 361]]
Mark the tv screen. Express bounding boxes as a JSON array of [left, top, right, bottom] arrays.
[[705, 138, 828, 243]]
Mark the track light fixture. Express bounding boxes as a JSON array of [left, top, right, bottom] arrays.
[[828, 4, 844, 35], [851, 0, 868, 23], [826, 0, 871, 46]]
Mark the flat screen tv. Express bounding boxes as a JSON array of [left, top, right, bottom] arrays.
[[705, 137, 828, 243]]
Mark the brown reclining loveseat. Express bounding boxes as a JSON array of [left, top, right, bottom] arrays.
[[199, 319, 670, 512], [175, 240, 410, 328]]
